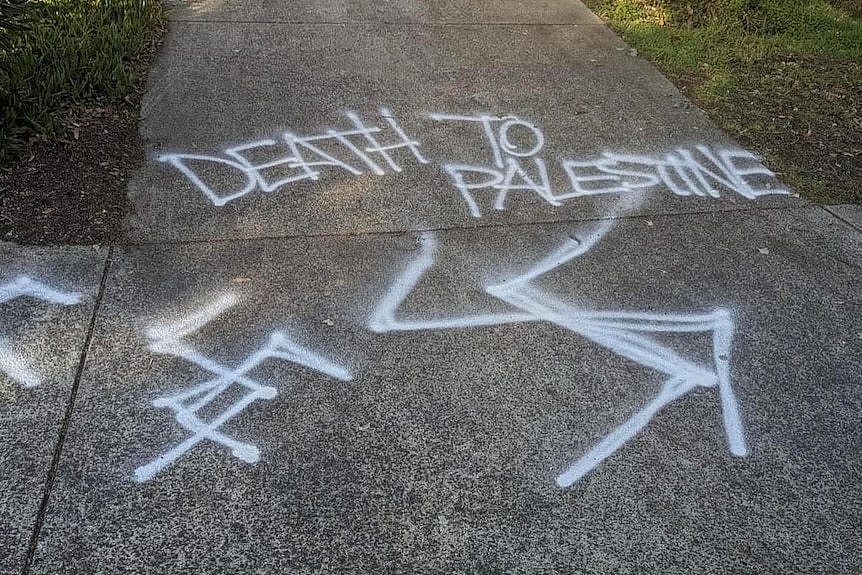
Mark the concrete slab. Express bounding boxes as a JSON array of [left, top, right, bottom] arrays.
[[31, 207, 860, 573], [127, 21, 803, 243], [825, 204, 862, 231], [0, 244, 107, 575], [165, 0, 602, 24]]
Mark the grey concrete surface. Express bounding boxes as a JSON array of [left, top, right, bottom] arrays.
[[127, 20, 801, 243], [165, 0, 602, 24], [29, 207, 862, 573], [0, 245, 107, 575], [2, 0, 860, 573]]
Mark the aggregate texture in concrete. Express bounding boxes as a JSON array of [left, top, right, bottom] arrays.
[[0, 245, 107, 575], [2, 1, 860, 574]]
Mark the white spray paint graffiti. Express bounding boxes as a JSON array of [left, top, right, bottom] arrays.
[[0, 276, 81, 388], [159, 108, 429, 206], [368, 232, 535, 333], [367, 114, 763, 485], [153, 106, 775, 487], [159, 108, 789, 214], [430, 112, 789, 217], [134, 293, 352, 482], [430, 113, 558, 217], [369, 219, 748, 487], [486, 244, 746, 487]]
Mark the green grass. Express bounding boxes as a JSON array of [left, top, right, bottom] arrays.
[[584, 0, 862, 203], [0, 0, 166, 163]]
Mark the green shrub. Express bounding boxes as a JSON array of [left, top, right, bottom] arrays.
[[0, 0, 165, 163], [588, 0, 861, 66], [0, 1, 32, 52]]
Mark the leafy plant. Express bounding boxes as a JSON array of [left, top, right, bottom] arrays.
[[0, 0, 165, 163], [0, 0, 32, 52]]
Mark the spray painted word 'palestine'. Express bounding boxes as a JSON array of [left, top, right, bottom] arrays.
[[159, 108, 790, 213], [429, 113, 789, 218]]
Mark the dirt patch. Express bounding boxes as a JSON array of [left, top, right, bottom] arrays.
[[0, 98, 144, 245], [0, 20, 165, 246], [693, 55, 861, 204]]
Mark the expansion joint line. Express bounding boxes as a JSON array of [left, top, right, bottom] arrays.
[[21, 246, 114, 575]]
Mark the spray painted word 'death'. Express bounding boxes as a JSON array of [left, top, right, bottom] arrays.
[[159, 108, 790, 213], [134, 293, 351, 482], [0, 276, 81, 388], [158, 108, 429, 206]]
